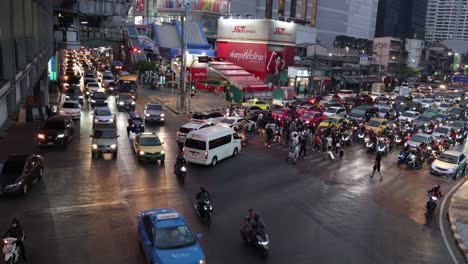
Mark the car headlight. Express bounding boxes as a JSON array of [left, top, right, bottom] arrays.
[[161, 113, 165, 117], [109, 118, 114, 123], [145, 113, 150, 117], [95, 119, 99, 122], [104, 100, 108, 103], [181, 166, 187, 172], [59, 110, 65, 114], [79, 95, 83, 99], [57, 134, 65, 138], [65, 95, 70, 99], [6, 181, 22, 190], [160, 150, 165, 155], [119, 101, 124, 105], [447, 168, 455, 173], [38, 134, 45, 139], [110, 144, 117, 149], [139, 151, 145, 155], [131, 101, 135, 105], [91, 99, 96, 103], [86, 91, 90, 95], [199, 259, 206, 264], [92, 144, 98, 149]]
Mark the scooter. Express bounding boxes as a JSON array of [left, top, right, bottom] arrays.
[[2, 234, 24, 264], [377, 140, 388, 156], [366, 140, 376, 154], [407, 154, 423, 169], [342, 132, 351, 146], [194, 199, 213, 225], [397, 149, 410, 165], [425, 195, 438, 216], [175, 165, 187, 185], [358, 131, 366, 144], [240, 228, 270, 258]]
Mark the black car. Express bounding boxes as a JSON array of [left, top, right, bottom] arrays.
[[0, 154, 44, 195], [413, 115, 437, 133], [65, 87, 84, 105], [347, 105, 378, 122], [435, 114, 452, 125], [116, 93, 136, 111], [449, 107, 465, 120], [90, 92, 108, 108], [393, 96, 411, 106], [37, 116, 74, 148], [394, 104, 410, 116], [127, 112, 145, 135]]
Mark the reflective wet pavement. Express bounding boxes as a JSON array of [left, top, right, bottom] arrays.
[[0, 87, 460, 263]]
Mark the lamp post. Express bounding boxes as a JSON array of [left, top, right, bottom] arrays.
[[179, 0, 190, 109], [311, 40, 321, 93], [344, 46, 349, 90]]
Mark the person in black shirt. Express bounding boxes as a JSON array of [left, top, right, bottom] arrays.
[[370, 152, 383, 181]]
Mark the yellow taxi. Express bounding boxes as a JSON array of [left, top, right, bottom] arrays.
[[365, 118, 389, 134], [133, 132, 165, 163], [319, 115, 350, 129], [242, 99, 270, 110]]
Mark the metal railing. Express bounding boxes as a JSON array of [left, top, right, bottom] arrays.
[[80, 27, 124, 41]]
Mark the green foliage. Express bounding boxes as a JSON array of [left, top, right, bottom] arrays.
[[333, 35, 373, 53], [400, 65, 421, 78], [199, 78, 224, 85], [132, 61, 158, 73]]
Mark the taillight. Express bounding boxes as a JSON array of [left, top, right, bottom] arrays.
[[176, 131, 180, 136], [204, 151, 208, 159], [182, 147, 185, 153]]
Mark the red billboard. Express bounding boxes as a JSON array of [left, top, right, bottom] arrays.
[[191, 67, 208, 81]]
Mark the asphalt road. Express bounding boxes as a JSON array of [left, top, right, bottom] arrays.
[[0, 87, 461, 264]]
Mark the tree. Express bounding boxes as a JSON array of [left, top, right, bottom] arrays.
[[132, 61, 158, 73], [399, 65, 421, 79]]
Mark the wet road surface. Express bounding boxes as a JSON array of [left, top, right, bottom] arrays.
[[0, 87, 460, 263]]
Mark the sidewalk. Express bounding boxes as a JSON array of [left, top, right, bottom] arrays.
[[448, 179, 468, 260], [149, 87, 230, 115]]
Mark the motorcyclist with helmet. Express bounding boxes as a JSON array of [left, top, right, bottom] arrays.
[[196, 187, 212, 214], [3, 218, 26, 261], [428, 184, 443, 198], [174, 151, 186, 174], [242, 209, 267, 243]]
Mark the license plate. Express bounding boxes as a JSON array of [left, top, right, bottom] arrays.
[[48, 142, 54, 145]]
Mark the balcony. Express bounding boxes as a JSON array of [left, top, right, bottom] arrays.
[[54, 30, 80, 50]]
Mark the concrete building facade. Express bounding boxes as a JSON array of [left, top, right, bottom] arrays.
[[405, 39, 424, 68], [0, 0, 57, 126], [425, 0, 468, 42], [372, 37, 407, 74]]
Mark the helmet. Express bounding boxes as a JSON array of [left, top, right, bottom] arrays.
[[11, 218, 19, 226], [200, 186, 207, 192], [434, 184, 440, 189]]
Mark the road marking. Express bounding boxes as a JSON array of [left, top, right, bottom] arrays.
[[440, 176, 468, 264]]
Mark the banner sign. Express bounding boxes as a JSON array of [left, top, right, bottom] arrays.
[[191, 67, 208, 81], [153, 0, 230, 14], [217, 19, 296, 44]]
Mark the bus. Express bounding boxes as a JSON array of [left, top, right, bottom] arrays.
[[117, 74, 139, 99]]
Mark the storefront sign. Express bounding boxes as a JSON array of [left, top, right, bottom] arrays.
[[217, 19, 296, 44], [191, 67, 208, 81]]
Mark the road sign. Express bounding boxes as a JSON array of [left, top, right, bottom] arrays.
[[452, 76, 468, 83]]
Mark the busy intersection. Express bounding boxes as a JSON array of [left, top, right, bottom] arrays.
[[0, 50, 464, 262]]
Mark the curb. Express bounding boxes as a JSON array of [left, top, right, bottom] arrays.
[[448, 196, 468, 260]]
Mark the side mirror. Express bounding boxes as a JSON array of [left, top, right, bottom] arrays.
[[196, 233, 202, 240]]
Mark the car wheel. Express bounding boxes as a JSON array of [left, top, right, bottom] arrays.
[[22, 184, 28, 195], [233, 148, 239, 157], [211, 156, 218, 167]]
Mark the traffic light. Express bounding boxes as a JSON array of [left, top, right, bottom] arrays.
[[434, 70, 439, 76], [198, 56, 209, 63], [191, 80, 196, 90]]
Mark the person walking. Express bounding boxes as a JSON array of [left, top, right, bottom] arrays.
[[313, 134, 321, 151], [265, 124, 274, 148], [299, 131, 308, 157], [370, 152, 383, 180]]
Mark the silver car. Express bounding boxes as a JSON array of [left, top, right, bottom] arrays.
[[144, 103, 165, 124], [431, 150, 466, 178], [90, 127, 119, 159]]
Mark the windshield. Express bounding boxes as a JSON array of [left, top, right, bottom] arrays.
[[450, 109, 461, 114], [425, 108, 438, 113], [324, 118, 338, 124], [185, 138, 206, 150], [440, 103, 451, 108], [452, 121, 465, 128], [410, 135, 428, 143], [422, 99, 433, 103], [87, 83, 99, 87], [93, 93, 106, 99], [434, 127, 449, 134], [155, 225, 196, 249], [119, 94, 133, 100], [103, 75, 114, 80], [351, 109, 366, 115], [139, 137, 161, 146], [402, 112, 415, 117], [94, 129, 117, 138], [379, 108, 390, 113], [417, 116, 431, 122], [325, 108, 338, 113], [438, 153, 458, 164], [1, 161, 25, 174], [221, 119, 236, 124], [44, 121, 64, 130], [147, 104, 162, 111], [95, 109, 111, 116], [367, 120, 382, 127], [67, 89, 81, 95], [63, 102, 79, 109], [303, 113, 318, 118]]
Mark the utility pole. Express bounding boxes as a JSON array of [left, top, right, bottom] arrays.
[[180, 1, 189, 109], [376, 43, 387, 83], [344, 46, 349, 90]]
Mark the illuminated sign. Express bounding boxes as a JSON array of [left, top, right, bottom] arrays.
[[217, 19, 296, 44]]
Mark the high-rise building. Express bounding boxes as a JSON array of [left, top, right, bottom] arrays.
[[314, 0, 379, 47], [425, 0, 468, 42], [375, 0, 428, 39]]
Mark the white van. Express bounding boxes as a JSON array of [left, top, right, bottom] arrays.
[[183, 126, 242, 166]]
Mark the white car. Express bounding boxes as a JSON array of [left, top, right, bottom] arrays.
[[434, 98, 444, 107], [432, 125, 454, 139], [406, 133, 433, 148], [177, 122, 212, 145], [191, 112, 225, 125], [60, 100, 81, 120], [323, 106, 347, 117], [93, 107, 114, 125], [399, 111, 420, 122], [86, 82, 103, 96], [217, 116, 256, 131], [438, 103, 453, 113], [101, 71, 116, 88], [421, 99, 435, 109]]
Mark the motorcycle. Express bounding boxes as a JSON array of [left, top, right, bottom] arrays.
[[425, 195, 438, 216], [377, 140, 388, 156], [2, 235, 24, 264], [456, 132, 465, 145], [394, 134, 404, 148], [366, 140, 376, 154], [240, 228, 270, 257], [342, 132, 351, 146], [407, 153, 423, 169], [397, 149, 409, 165], [357, 131, 366, 144], [194, 199, 213, 225], [175, 164, 187, 184]]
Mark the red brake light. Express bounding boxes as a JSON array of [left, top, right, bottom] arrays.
[[177, 131, 180, 136], [204, 151, 208, 159], [182, 147, 185, 153]]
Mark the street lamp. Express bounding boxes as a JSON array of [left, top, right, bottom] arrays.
[[392, 56, 396, 60], [448, 52, 453, 56]]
